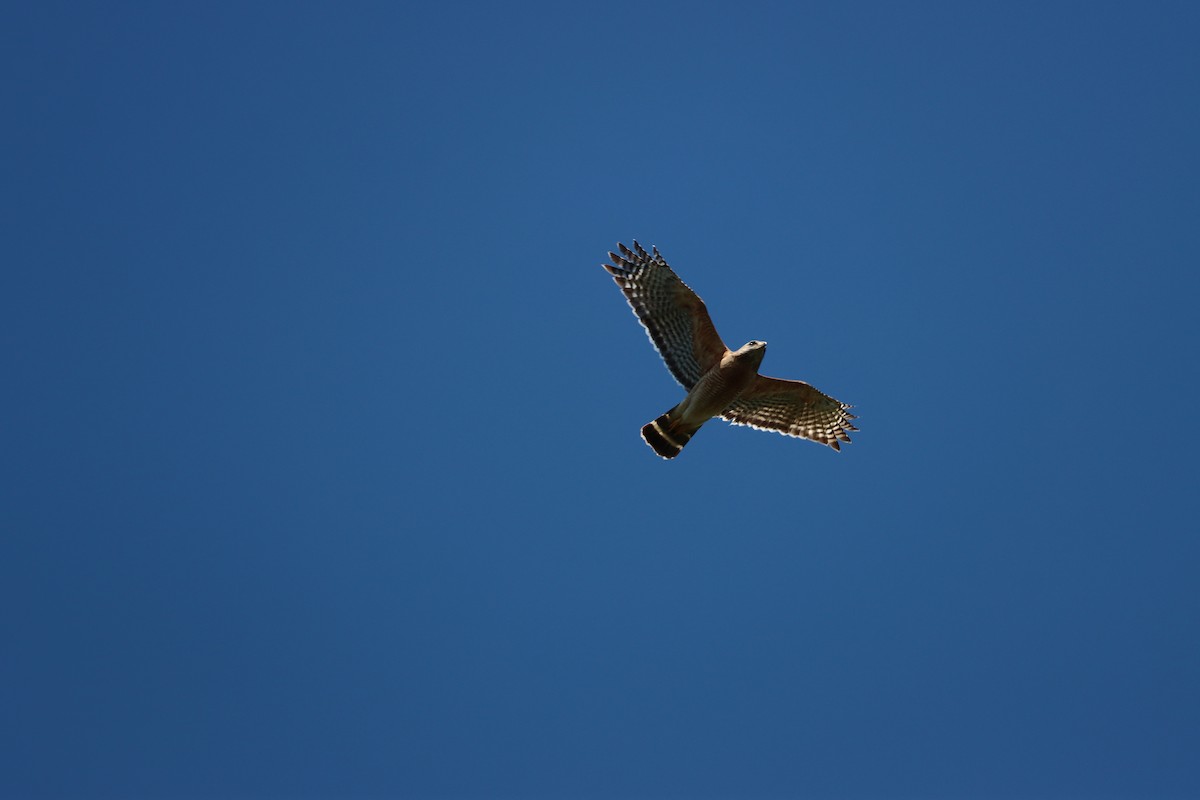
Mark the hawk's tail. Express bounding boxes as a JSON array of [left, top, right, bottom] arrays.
[[641, 408, 700, 459]]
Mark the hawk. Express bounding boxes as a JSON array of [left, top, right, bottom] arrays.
[[603, 241, 857, 459]]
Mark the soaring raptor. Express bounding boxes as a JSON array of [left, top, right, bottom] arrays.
[[603, 241, 857, 459]]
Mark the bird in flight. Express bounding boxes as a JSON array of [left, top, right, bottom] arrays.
[[603, 241, 857, 459]]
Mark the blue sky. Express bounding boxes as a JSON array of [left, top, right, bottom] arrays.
[[4, 2, 1199, 798]]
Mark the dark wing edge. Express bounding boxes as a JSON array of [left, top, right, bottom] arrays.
[[602, 241, 727, 389], [720, 375, 858, 451]]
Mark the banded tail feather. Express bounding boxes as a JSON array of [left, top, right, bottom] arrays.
[[641, 409, 699, 460]]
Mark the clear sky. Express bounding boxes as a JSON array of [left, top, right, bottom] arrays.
[[4, 2, 1199, 798]]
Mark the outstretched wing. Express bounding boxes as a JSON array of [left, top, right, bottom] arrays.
[[721, 375, 857, 451], [602, 241, 727, 390]]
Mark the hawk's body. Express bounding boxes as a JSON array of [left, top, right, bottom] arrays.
[[603, 241, 857, 459]]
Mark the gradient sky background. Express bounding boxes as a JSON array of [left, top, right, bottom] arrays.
[[4, 2, 1200, 798]]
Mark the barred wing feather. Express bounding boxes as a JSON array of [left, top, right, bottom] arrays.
[[602, 241, 727, 390], [721, 375, 857, 451]]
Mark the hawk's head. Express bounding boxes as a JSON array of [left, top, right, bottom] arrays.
[[734, 340, 767, 369]]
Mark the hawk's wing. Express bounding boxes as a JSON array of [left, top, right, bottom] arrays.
[[603, 241, 727, 390], [721, 375, 857, 451]]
